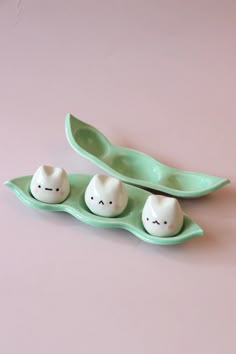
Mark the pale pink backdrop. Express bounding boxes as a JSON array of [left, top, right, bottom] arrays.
[[0, 1, 236, 354]]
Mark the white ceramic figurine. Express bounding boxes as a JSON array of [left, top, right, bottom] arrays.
[[30, 165, 70, 204], [85, 174, 128, 217], [142, 195, 184, 237]]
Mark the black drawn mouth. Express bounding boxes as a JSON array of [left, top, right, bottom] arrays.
[[45, 188, 53, 191], [152, 220, 160, 225], [99, 200, 104, 205]]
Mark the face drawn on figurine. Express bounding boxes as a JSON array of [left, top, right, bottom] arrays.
[[142, 195, 184, 237], [84, 174, 128, 217], [30, 165, 70, 204]]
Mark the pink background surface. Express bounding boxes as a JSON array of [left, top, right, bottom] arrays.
[[0, 1, 236, 353]]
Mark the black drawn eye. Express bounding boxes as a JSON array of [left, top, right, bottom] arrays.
[[38, 185, 41, 188], [164, 221, 167, 224], [56, 188, 59, 192], [91, 197, 94, 200], [146, 218, 149, 221], [109, 201, 112, 204]]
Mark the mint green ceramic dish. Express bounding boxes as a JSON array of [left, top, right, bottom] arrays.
[[5, 174, 203, 245], [65, 114, 229, 198]]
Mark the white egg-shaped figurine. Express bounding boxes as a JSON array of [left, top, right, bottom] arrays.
[[30, 165, 70, 204], [142, 195, 184, 237], [85, 174, 128, 217]]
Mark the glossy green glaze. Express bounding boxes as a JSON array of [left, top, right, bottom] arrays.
[[65, 114, 230, 198], [5, 174, 203, 245]]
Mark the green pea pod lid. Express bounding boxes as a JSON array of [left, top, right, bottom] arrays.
[[65, 114, 230, 198]]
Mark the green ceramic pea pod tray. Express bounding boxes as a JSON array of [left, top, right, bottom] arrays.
[[5, 174, 203, 245], [65, 114, 230, 198]]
